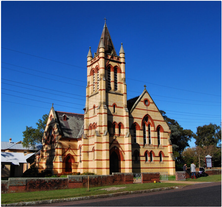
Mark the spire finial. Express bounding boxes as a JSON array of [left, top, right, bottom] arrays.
[[144, 85, 146, 90], [52, 103, 54, 108], [119, 42, 125, 54], [87, 46, 92, 57], [104, 17, 107, 24]]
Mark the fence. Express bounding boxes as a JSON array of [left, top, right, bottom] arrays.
[[2, 172, 160, 194]]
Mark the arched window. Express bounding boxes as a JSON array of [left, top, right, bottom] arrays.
[[107, 66, 111, 90], [93, 70, 95, 92], [157, 126, 161, 146], [108, 121, 112, 135], [145, 151, 148, 162], [92, 147, 95, 161], [79, 147, 82, 162], [134, 150, 139, 162], [118, 123, 121, 135], [148, 124, 151, 144], [47, 127, 53, 144], [150, 151, 153, 162], [93, 105, 96, 115], [143, 122, 146, 145], [114, 67, 117, 91], [142, 115, 148, 145], [159, 152, 163, 162], [97, 69, 99, 90], [49, 127, 52, 136], [113, 123, 116, 135], [132, 124, 136, 143]]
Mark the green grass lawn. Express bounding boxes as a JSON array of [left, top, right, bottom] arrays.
[[160, 174, 221, 182], [1, 182, 186, 204], [186, 174, 221, 182], [2, 175, 220, 204]]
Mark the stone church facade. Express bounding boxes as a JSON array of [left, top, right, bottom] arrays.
[[36, 23, 175, 176]]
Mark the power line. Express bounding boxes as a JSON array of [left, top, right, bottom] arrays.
[[2, 98, 219, 123], [2, 90, 85, 106], [2, 70, 220, 107], [2, 78, 85, 98], [2, 47, 85, 69], [2, 75, 220, 110], [1, 100, 50, 110], [2, 61, 85, 83], [2, 89, 219, 119], [2, 46, 220, 97], [127, 77, 220, 97], [2, 93, 84, 111], [2, 82, 85, 101], [2, 66, 86, 88], [163, 109, 220, 117]]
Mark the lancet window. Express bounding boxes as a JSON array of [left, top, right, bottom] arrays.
[[114, 67, 117, 91], [107, 66, 111, 90], [97, 69, 99, 90]]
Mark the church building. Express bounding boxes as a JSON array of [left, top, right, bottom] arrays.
[[36, 22, 175, 176]]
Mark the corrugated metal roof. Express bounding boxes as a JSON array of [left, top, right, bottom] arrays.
[[1, 152, 34, 165], [56, 111, 84, 139], [1, 142, 42, 151]]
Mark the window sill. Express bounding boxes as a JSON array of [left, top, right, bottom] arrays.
[[143, 144, 154, 149], [89, 91, 99, 98], [145, 161, 155, 164]]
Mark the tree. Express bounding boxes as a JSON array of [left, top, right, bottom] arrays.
[[22, 114, 48, 148], [194, 123, 221, 147], [182, 145, 221, 167], [160, 110, 194, 170], [181, 147, 198, 167]]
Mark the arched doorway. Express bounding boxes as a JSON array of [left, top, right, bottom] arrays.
[[64, 154, 73, 172], [110, 151, 119, 174]]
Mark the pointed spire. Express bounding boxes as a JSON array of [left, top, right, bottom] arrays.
[[96, 21, 117, 56], [87, 46, 92, 57], [104, 17, 107, 27], [99, 38, 105, 48], [119, 43, 125, 54]]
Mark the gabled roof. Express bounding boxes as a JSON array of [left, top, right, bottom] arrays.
[[55, 111, 84, 139], [127, 96, 140, 112], [96, 22, 117, 56], [1, 152, 34, 165], [127, 87, 149, 113]]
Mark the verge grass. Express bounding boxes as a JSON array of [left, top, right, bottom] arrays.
[[186, 174, 221, 182], [1, 182, 186, 204]]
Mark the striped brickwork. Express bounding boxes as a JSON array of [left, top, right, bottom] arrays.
[[37, 23, 175, 176]]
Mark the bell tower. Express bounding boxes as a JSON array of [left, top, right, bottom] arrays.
[[83, 21, 132, 175]]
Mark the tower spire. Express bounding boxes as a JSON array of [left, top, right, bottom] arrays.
[[96, 21, 117, 56]]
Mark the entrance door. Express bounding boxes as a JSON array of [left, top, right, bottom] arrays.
[[65, 155, 72, 172], [110, 151, 119, 174]]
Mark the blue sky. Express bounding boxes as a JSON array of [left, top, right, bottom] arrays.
[[1, 1, 221, 147]]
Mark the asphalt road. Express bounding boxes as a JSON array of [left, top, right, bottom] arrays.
[[39, 182, 221, 206]]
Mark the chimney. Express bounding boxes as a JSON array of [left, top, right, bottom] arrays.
[[9, 138, 12, 143]]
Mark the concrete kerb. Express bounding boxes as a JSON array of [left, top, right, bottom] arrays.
[[2, 186, 180, 206]]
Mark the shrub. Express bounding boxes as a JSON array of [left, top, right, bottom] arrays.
[[81, 172, 95, 175]]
